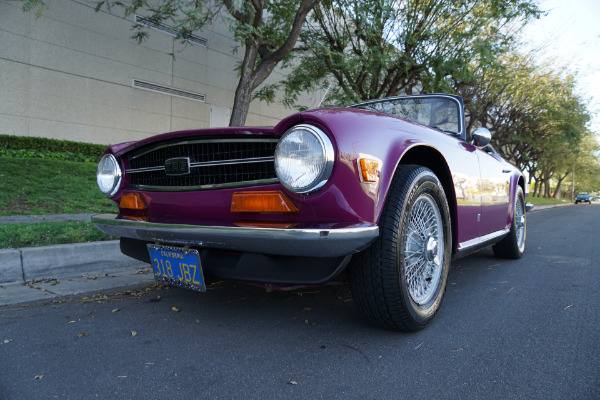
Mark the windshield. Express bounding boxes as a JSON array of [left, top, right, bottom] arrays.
[[350, 96, 461, 135]]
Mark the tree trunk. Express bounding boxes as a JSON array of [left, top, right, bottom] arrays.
[[229, 39, 258, 127], [533, 180, 540, 197], [552, 171, 570, 198], [230, 84, 253, 127], [226, 0, 319, 126]]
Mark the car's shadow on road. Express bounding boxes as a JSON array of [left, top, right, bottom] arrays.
[[132, 246, 508, 339]]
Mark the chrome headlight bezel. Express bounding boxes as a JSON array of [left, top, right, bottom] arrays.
[[274, 124, 335, 194], [97, 154, 122, 198]]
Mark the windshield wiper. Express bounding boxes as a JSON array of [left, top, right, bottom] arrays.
[[432, 126, 459, 136]]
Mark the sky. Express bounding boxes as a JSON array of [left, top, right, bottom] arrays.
[[520, 0, 600, 134]]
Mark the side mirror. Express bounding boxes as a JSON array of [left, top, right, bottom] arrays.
[[472, 127, 491, 147]]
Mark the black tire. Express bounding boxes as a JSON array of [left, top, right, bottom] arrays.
[[492, 186, 526, 259], [348, 165, 452, 331]]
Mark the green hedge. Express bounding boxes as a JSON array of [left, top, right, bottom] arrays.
[[0, 135, 107, 163]]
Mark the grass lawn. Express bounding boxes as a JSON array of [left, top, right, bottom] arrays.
[[525, 196, 572, 206], [0, 157, 117, 215], [0, 157, 118, 248], [0, 221, 116, 248]]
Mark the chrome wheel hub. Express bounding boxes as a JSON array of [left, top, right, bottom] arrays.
[[425, 237, 439, 265], [403, 194, 444, 305], [516, 198, 525, 248]]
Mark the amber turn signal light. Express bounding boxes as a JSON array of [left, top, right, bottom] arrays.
[[231, 191, 299, 214], [358, 157, 381, 183], [119, 193, 148, 222], [119, 193, 147, 210]]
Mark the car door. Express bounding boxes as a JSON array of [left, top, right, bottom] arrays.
[[447, 141, 482, 246], [477, 149, 510, 235]]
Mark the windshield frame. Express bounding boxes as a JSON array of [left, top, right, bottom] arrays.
[[349, 94, 466, 141]]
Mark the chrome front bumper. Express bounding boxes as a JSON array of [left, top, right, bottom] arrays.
[[91, 214, 379, 257]]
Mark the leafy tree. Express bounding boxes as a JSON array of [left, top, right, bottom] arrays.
[[463, 53, 594, 197], [272, 0, 540, 108], [22, 0, 321, 126]]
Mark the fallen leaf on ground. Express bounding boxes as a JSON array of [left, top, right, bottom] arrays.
[[131, 331, 137, 337], [3, 339, 13, 344], [289, 381, 298, 385], [77, 332, 88, 338], [564, 304, 573, 310], [112, 308, 120, 313], [34, 375, 43, 380], [172, 307, 180, 312]]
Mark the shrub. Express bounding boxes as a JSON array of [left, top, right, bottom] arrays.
[[0, 135, 106, 163]]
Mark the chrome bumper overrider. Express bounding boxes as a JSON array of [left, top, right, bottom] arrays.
[[91, 214, 379, 257]]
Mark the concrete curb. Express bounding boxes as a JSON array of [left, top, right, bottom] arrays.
[[0, 240, 145, 285], [528, 202, 574, 212]]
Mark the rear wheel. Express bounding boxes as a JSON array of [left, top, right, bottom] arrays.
[[492, 186, 526, 259], [348, 165, 451, 331]]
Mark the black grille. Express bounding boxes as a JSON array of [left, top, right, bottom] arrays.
[[126, 139, 278, 190]]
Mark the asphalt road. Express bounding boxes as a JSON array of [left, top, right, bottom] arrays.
[[1, 205, 599, 399]]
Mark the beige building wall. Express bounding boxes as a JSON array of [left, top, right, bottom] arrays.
[[0, 0, 325, 145]]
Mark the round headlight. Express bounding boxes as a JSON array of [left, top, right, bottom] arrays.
[[97, 154, 122, 197], [275, 124, 334, 193]]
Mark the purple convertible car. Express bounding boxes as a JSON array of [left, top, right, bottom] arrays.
[[93, 94, 530, 331]]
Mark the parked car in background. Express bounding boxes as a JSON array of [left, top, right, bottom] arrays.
[[575, 193, 592, 204], [93, 94, 531, 331]]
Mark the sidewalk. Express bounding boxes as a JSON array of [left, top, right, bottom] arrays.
[[1, 213, 154, 306], [528, 202, 574, 212], [0, 202, 575, 306]]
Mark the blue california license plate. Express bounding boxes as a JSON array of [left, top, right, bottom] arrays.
[[147, 244, 206, 292]]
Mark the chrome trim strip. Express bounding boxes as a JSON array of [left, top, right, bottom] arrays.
[[126, 156, 275, 174], [92, 214, 379, 257], [457, 229, 508, 252], [127, 166, 166, 174], [129, 178, 280, 191], [128, 138, 279, 160], [189, 156, 274, 168]]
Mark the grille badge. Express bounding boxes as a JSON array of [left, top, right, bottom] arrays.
[[164, 157, 191, 176]]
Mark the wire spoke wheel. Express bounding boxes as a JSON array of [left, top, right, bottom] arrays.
[[515, 196, 525, 248], [493, 185, 526, 259], [404, 194, 444, 305], [348, 165, 451, 331]]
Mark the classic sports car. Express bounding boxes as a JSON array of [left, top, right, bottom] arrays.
[[93, 94, 530, 331]]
